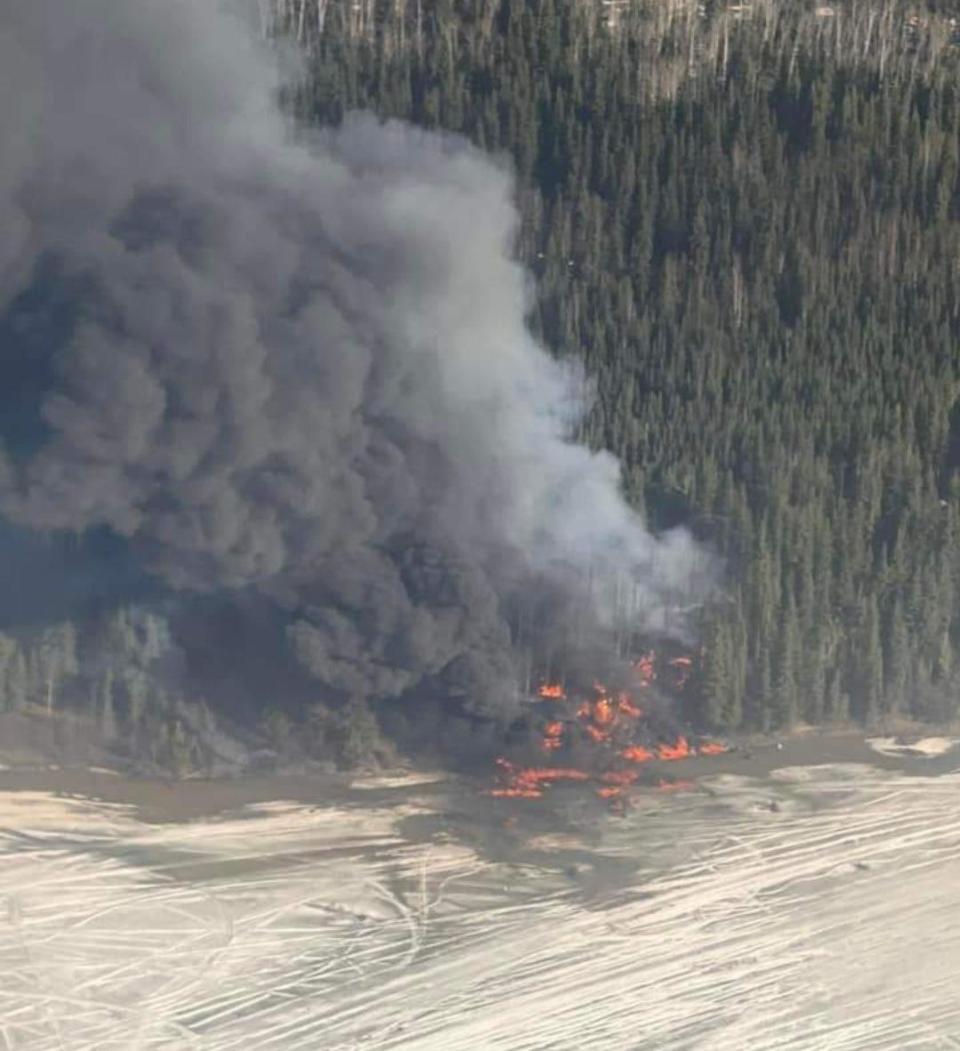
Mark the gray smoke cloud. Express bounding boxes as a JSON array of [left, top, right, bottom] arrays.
[[0, 0, 710, 723]]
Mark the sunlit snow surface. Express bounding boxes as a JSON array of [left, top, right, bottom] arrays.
[[2, 763, 960, 1050]]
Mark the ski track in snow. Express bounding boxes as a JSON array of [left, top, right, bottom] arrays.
[[1, 766, 959, 1050]]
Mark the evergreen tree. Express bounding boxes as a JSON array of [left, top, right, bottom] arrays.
[[288, 0, 960, 732]]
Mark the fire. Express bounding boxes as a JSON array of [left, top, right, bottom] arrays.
[[656, 736, 691, 761], [525, 767, 591, 782], [540, 720, 565, 752], [633, 652, 657, 687], [576, 689, 619, 745], [616, 692, 644, 718], [487, 758, 591, 798], [623, 738, 725, 762], [573, 683, 645, 746], [489, 758, 641, 801], [489, 786, 544, 799], [592, 692, 615, 725], [488, 737, 728, 802], [488, 653, 725, 803], [628, 650, 697, 691]]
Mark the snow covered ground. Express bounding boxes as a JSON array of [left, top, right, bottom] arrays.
[[868, 736, 960, 759], [1, 757, 960, 1050]]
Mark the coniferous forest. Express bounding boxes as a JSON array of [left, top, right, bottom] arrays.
[[285, 0, 960, 731], [1, 0, 959, 773]]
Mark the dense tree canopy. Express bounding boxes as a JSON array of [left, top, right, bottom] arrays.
[[286, 0, 960, 729]]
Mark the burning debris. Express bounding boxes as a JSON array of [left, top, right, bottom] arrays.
[[656, 737, 692, 761], [621, 744, 656, 763], [540, 721, 565, 752], [488, 658, 727, 804], [488, 758, 590, 799]]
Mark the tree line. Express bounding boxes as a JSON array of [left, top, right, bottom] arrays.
[[0, 609, 223, 774], [0, 605, 390, 771]]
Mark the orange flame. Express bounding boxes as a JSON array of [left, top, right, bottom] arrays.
[[657, 736, 691, 761], [488, 655, 725, 800], [592, 696, 615, 725], [540, 720, 565, 752], [487, 759, 592, 798], [657, 778, 696, 793], [577, 688, 631, 745], [516, 767, 590, 783], [621, 744, 655, 763]]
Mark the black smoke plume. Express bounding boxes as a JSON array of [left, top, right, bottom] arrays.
[[0, 0, 711, 742]]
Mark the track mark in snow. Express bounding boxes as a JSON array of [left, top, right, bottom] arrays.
[[1, 770, 959, 1049]]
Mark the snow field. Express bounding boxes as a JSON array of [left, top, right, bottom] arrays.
[[1, 763, 958, 1049]]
